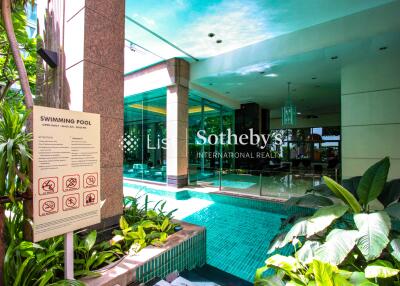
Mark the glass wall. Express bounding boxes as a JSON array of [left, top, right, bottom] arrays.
[[273, 126, 341, 172], [124, 89, 234, 184], [123, 88, 167, 183], [188, 94, 235, 181]]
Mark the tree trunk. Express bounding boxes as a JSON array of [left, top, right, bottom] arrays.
[[1, 0, 34, 109], [0, 79, 18, 100], [0, 204, 5, 286]]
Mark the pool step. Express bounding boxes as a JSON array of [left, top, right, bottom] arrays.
[[180, 265, 252, 286], [154, 276, 219, 286], [150, 265, 251, 286]]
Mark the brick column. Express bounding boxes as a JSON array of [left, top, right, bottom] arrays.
[[38, 0, 125, 227], [166, 59, 189, 187]]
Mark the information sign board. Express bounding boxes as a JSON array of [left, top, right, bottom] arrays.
[[32, 106, 101, 242]]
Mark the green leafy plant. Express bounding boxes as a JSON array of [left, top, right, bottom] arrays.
[[255, 255, 377, 286], [0, 99, 32, 283], [112, 211, 178, 254], [4, 235, 65, 285], [73, 230, 119, 278], [2, 200, 118, 284], [0, 101, 31, 199], [123, 194, 177, 226], [4, 228, 120, 285], [257, 157, 400, 285], [290, 157, 400, 215], [111, 195, 179, 254]]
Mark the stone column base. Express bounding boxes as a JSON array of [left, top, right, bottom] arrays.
[[167, 175, 188, 188]]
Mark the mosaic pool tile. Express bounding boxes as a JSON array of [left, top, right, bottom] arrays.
[[182, 203, 286, 282]]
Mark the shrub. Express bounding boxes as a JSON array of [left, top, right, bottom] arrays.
[[256, 157, 400, 286]]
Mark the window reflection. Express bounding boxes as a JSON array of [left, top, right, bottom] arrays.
[[124, 89, 167, 183], [272, 126, 341, 172]]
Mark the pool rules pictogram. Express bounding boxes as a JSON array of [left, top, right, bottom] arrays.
[[83, 190, 98, 206], [32, 106, 101, 242], [83, 173, 98, 188], [39, 197, 59, 216], [63, 193, 80, 211], [38, 177, 58, 195], [63, 174, 80, 192]]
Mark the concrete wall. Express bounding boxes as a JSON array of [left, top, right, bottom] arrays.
[[341, 51, 400, 179], [270, 112, 340, 129]]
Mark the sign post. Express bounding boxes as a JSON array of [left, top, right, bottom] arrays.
[[32, 106, 101, 278], [64, 232, 74, 279]]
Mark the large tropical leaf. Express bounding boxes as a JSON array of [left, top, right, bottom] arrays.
[[342, 177, 362, 197], [286, 194, 334, 208], [266, 254, 302, 273], [255, 265, 285, 286], [281, 218, 309, 246], [366, 199, 384, 211], [296, 241, 321, 264], [281, 205, 348, 246], [379, 179, 400, 207], [349, 272, 378, 286], [332, 274, 352, 286], [385, 202, 400, 220], [364, 265, 399, 278], [314, 229, 359, 265], [389, 238, 400, 262], [306, 205, 349, 237], [357, 157, 390, 206], [254, 276, 285, 286], [312, 260, 337, 286], [268, 233, 287, 254], [323, 176, 362, 213], [354, 212, 391, 261]]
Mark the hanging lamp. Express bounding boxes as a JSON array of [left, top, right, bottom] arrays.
[[281, 82, 297, 127]]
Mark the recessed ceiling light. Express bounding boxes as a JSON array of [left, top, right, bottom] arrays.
[[216, 39, 222, 44], [208, 33, 215, 38], [264, 73, 278, 77], [330, 56, 338, 60], [297, 112, 302, 115], [379, 46, 388, 51]]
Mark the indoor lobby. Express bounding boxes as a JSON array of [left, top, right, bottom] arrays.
[[122, 0, 400, 199]]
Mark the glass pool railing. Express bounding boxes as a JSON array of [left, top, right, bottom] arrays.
[[188, 166, 339, 199]]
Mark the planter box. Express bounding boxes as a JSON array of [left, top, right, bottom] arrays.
[[80, 221, 206, 286]]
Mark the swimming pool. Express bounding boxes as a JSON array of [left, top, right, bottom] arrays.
[[123, 182, 312, 282]]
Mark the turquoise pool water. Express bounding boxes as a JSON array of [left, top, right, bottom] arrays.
[[123, 182, 311, 282], [183, 202, 287, 282]]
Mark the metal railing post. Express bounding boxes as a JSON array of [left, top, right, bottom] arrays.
[[259, 172, 263, 196], [219, 169, 222, 191]]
